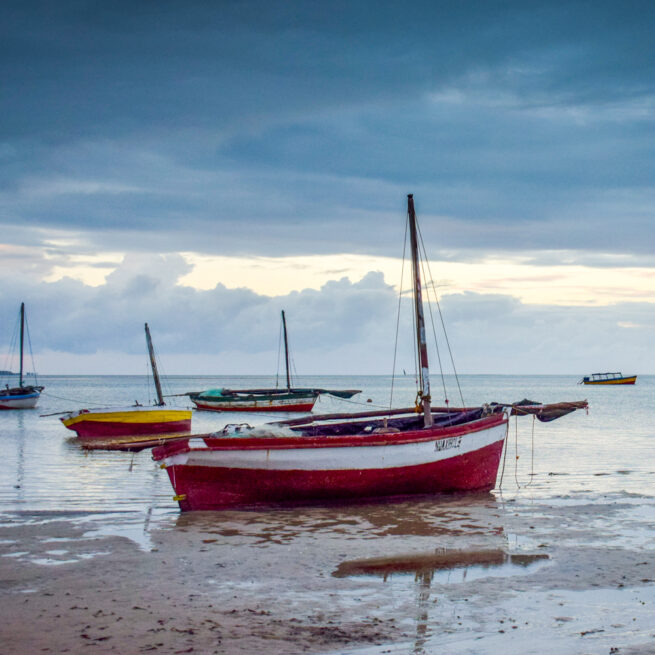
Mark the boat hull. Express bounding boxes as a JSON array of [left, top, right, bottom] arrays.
[[61, 407, 192, 438], [0, 391, 41, 410], [191, 394, 317, 413], [155, 414, 507, 511]]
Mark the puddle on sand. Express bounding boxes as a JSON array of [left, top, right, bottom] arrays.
[[333, 548, 548, 582], [77, 508, 178, 552], [30, 551, 112, 566]]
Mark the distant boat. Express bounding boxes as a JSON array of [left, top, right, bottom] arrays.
[[60, 323, 192, 438], [153, 194, 588, 512], [579, 372, 637, 385], [0, 303, 44, 410], [187, 310, 360, 412]]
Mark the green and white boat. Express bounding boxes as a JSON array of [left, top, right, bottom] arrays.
[[187, 311, 360, 413]]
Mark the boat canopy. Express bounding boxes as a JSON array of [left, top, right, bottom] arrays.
[[588, 372, 623, 380], [198, 388, 225, 397]]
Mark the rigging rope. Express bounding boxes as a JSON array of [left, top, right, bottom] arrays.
[[2, 312, 20, 381], [416, 221, 465, 407], [418, 249, 449, 408], [275, 317, 283, 389], [389, 216, 409, 410], [25, 314, 39, 387]]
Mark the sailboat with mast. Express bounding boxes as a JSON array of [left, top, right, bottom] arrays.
[[60, 323, 192, 439], [153, 195, 587, 511], [0, 303, 44, 410], [186, 310, 360, 412]]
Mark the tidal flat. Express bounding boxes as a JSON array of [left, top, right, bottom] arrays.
[[2, 492, 655, 654]]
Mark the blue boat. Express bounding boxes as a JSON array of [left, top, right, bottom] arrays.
[[0, 303, 43, 410]]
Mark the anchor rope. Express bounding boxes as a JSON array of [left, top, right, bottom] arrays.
[[514, 413, 521, 489], [525, 414, 536, 487], [498, 415, 510, 490]]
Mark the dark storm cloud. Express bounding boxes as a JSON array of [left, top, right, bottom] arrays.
[[1, 0, 655, 257]]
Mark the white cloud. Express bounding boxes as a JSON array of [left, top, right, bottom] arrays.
[[0, 254, 653, 375]]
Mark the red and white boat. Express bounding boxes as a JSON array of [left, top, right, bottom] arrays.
[[153, 195, 587, 511], [153, 407, 508, 511]]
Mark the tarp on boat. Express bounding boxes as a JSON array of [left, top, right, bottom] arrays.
[[504, 399, 588, 422], [197, 388, 225, 397]]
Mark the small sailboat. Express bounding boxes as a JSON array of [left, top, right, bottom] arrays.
[[579, 372, 637, 385], [187, 310, 360, 412], [153, 195, 588, 511], [0, 303, 44, 410], [60, 323, 192, 439]]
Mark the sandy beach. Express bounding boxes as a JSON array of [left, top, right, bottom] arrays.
[[3, 490, 655, 655]]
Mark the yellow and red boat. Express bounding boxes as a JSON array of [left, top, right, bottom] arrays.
[[579, 372, 637, 385], [61, 405, 192, 438], [61, 323, 191, 440]]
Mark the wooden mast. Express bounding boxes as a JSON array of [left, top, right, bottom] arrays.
[[407, 194, 433, 428], [145, 323, 165, 406], [281, 310, 292, 390], [19, 302, 25, 388]]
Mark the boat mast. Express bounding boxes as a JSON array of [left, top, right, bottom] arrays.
[[19, 302, 25, 388], [407, 194, 433, 428], [145, 323, 165, 406], [281, 310, 291, 390]]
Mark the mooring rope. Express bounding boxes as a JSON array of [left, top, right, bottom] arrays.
[[497, 416, 510, 490], [513, 413, 521, 489], [41, 390, 101, 405], [525, 414, 536, 487], [318, 395, 388, 410]]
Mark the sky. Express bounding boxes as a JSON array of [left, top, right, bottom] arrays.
[[1, 0, 654, 376]]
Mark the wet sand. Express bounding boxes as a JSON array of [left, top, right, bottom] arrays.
[[2, 493, 655, 654]]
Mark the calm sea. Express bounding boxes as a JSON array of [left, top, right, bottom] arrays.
[[2, 373, 652, 518]]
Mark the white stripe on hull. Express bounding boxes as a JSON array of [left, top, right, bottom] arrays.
[[165, 422, 507, 471], [0, 395, 39, 409], [194, 395, 315, 409]]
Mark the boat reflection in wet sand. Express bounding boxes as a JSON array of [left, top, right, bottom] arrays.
[[334, 547, 548, 654], [154, 195, 588, 512], [333, 548, 549, 579], [579, 372, 637, 385]]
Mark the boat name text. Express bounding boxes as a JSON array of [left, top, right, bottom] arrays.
[[435, 436, 462, 452]]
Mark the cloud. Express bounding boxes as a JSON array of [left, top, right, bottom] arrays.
[[0, 1, 654, 261], [1, 255, 653, 375]]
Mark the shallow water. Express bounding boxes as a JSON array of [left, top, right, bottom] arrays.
[[2, 374, 655, 653], [2, 373, 652, 516]]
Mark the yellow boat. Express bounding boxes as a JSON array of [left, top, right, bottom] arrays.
[[60, 323, 192, 439], [579, 372, 637, 385]]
